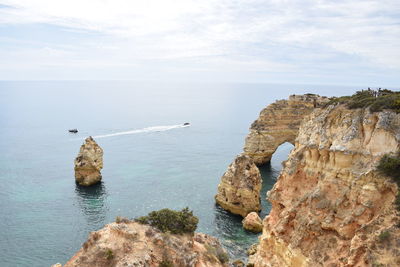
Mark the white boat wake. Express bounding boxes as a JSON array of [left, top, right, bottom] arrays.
[[91, 124, 189, 139]]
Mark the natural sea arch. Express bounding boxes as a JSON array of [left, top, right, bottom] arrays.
[[243, 94, 327, 165], [259, 142, 294, 217]]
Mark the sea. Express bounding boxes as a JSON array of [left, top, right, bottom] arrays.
[[0, 81, 359, 266]]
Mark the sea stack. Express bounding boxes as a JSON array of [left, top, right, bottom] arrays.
[[74, 136, 103, 186], [215, 154, 261, 217]]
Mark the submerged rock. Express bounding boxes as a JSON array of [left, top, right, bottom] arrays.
[[215, 154, 262, 217], [74, 136, 103, 186], [59, 221, 228, 267], [242, 212, 263, 233]]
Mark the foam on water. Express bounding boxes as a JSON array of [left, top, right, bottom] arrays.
[[92, 124, 189, 139]]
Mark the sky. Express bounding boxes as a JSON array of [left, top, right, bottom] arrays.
[[0, 0, 399, 86]]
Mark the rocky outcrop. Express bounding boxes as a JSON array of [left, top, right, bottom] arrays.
[[60, 221, 228, 267], [215, 154, 262, 217], [242, 212, 263, 233], [244, 94, 328, 165], [250, 105, 400, 267], [74, 137, 103, 186]]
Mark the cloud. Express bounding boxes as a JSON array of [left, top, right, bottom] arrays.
[[0, 0, 399, 84]]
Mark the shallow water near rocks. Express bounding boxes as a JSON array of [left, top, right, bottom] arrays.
[[0, 81, 356, 266]]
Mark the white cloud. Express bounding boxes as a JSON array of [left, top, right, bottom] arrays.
[[0, 0, 399, 83]]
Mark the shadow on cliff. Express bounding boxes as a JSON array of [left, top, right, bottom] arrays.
[[74, 182, 109, 228]]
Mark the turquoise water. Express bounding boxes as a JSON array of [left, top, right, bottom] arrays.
[[0, 81, 357, 266]]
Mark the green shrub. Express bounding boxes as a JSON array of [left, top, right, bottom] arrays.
[[159, 259, 174, 267], [378, 231, 390, 242], [105, 248, 114, 260], [395, 193, 400, 212], [205, 244, 229, 264], [324, 89, 400, 112], [135, 207, 199, 234], [377, 153, 400, 183], [159, 251, 174, 267], [115, 216, 130, 224], [377, 153, 400, 211]]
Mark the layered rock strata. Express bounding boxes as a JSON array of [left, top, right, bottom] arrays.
[[215, 154, 262, 217], [244, 94, 328, 165], [60, 221, 228, 267], [74, 136, 103, 186], [250, 105, 400, 267], [242, 212, 263, 233]]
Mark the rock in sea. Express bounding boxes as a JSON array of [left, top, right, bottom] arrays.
[[242, 212, 263, 233], [74, 136, 103, 186], [215, 154, 261, 217]]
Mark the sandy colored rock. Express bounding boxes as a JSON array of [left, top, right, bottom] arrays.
[[215, 154, 262, 217], [232, 259, 245, 267], [251, 105, 400, 267], [60, 221, 228, 267], [244, 94, 328, 165], [74, 136, 103, 186], [242, 212, 263, 233]]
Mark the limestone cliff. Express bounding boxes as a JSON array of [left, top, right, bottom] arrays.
[[74, 136, 103, 186], [215, 154, 262, 217], [244, 94, 328, 165], [250, 105, 400, 267], [60, 221, 228, 267]]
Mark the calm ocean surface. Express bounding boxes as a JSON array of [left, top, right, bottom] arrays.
[[0, 81, 357, 266]]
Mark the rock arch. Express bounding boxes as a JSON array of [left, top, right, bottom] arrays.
[[243, 94, 328, 165]]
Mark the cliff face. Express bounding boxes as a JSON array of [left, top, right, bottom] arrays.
[[74, 137, 103, 186], [244, 94, 328, 165], [215, 154, 262, 217], [250, 105, 400, 267], [61, 221, 228, 267]]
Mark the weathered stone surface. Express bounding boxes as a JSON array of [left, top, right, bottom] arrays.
[[74, 136, 103, 186], [215, 154, 262, 217], [244, 94, 329, 165], [232, 259, 245, 267], [247, 243, 258, 256], [251, 105, 400, 267], [59, 221, 228, 267], [242, 212, 263, 233]]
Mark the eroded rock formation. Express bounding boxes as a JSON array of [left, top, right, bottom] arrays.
[[215, 154, 262, 217], [250, 105, 400, 267], [74, 136, 103, 186], [61, 221, 228, 267], [242, 212, 263, 233], [244, 94, 328, 165]]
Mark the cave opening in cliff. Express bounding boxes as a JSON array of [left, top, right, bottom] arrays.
[[258, 142, 294, 218], [270, 142, 294, 172]]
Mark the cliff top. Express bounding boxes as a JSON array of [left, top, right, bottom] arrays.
[[326, 88, 400, 113]]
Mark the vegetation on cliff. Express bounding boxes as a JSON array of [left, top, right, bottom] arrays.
[[326, 89, 400, 112], [135, 207, 199, 234], [378, 152, 400, 211], [377, 153, 400, 182]]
